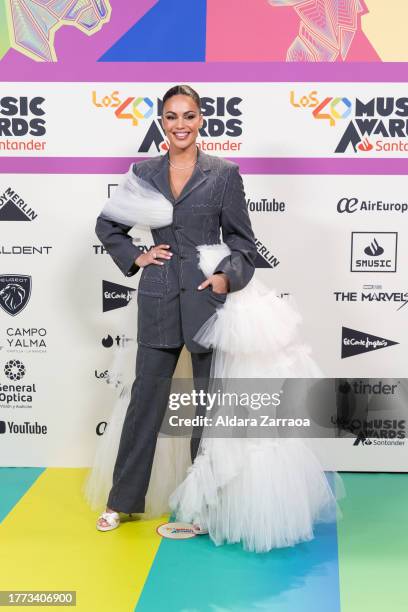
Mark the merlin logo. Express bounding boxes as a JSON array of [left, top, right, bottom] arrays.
[[0, 187, 37, 221], [103, 280, 135, 312], [341, 327, 398, 358], [0, 275, 32, 315], [254, 238, 280, 268], [351, 232, 397, 272]]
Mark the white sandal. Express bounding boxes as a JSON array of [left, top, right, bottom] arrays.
[[192, 522, 209, 535], [96, 511, 120, 532]]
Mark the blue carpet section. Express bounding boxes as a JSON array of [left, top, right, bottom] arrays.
[[135, 520, 340, 612], [0, 467, 45, 523], [100, 0, 207, 62]]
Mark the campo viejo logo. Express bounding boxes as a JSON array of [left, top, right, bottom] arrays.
[[290, 91, 408, 154]]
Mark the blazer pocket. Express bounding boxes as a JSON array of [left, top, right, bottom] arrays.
[[208, 286, 228, 302], [138, 278, 165, 297], [191, 200, 221, 214]]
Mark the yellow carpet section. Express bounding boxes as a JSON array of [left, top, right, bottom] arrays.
[[0, 468, 166, 611]]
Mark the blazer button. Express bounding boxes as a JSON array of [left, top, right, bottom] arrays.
[[180, 287, 186, 291]]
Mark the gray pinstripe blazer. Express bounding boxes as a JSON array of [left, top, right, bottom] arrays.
[[95, 147, 257, 353]]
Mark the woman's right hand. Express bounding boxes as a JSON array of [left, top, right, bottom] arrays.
[[135, 244, 173, 268]]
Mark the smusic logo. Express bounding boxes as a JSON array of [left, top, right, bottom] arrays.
[[350, 232, 397, 272], [103, 280, 135, 312], [0, 275, 32, 316], [341, 326, 398, 359]]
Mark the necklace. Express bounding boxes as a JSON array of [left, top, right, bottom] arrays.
[[168, 152, 198, 170]]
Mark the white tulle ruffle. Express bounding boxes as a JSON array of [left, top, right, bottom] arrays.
[[169, 243, 345, 552], [100, 164, 173, 229]]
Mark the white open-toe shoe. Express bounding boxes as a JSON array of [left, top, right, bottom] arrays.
[[192, 522, 209, 535], [96, 511, 120, 532]]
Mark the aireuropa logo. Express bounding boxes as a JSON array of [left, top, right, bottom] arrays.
[[290, 91, 408, 154], [337, 197, 408, 215], [350, 232, 397, 272], [0, 275, 32, 315], [0, 187, 38, 221], [341, 326, 398, 359], [91, 91, 243, 153]]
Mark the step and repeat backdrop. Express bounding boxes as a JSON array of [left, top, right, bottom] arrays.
[[0, 79, 407, 471]]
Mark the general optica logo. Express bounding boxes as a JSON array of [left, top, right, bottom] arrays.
[[290, 91, 408, 154], [91, 92, 243, 153]]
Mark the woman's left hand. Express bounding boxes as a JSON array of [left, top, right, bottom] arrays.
[[198, 273, 230, 294]]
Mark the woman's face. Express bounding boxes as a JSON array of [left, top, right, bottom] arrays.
[[162, 94, 203, 151]]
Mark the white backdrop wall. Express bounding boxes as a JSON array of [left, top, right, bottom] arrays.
[[0, 82, 407, 470]]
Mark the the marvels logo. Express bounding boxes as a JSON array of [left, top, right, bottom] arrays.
[[341, 326, 398, 359], [334, 284, 408, 304], [0, 275, 32, 316], [0, 96, 46, 137], [291, 91, 408, 154], [92, 92, 243, 152], [103, 280, 135, 312], [350, 232, 397, 272], [0, 187, 38, 221], [94, 242, 150, 256], [337, 197, 408, 215]]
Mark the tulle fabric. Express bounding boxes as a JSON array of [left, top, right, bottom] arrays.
[[168, 244, 345, 553], [82, 289, 191, 519], [88, 167, 345, 551], [99, 164, 173, 229]]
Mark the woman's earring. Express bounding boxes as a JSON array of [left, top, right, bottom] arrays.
[[161, 135, 170, 152]]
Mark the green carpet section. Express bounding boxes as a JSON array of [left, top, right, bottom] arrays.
[[0, 467, 45, 523], [337, 473, 408, 612]]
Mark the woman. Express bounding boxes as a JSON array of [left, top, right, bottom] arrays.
[[89, 84, 258, 531], [86, 84, 344, 551]]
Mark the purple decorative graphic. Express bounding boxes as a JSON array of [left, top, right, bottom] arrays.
[[268, 0, 367, 61]]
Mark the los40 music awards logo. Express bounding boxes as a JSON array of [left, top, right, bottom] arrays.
[[290, 90, 408, 154], [91, 91, 243, 153]]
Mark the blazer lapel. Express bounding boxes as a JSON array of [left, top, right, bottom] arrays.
[[151, 147, 211, 207]]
